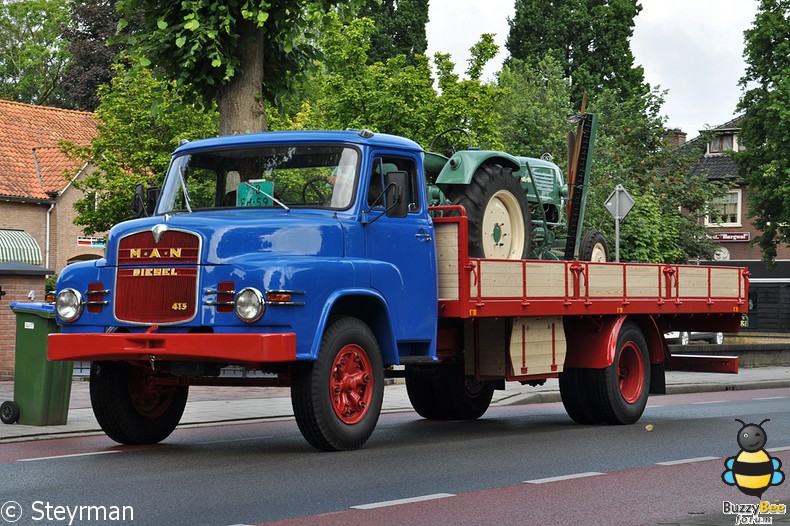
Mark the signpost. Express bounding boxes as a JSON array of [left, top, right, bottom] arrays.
[[604, 184, 635, 262]]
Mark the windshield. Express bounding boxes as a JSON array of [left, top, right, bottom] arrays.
[[157, 144, 360, 214]]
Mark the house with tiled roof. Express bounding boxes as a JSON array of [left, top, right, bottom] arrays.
[[0, 99, 106, 378], [669, 117, 790, 333], [0, 99, 104, 272]]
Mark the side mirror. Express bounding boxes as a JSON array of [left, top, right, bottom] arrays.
[[146, 186, 160, 215], [385, 170, 409, 218], [132, 183, 147, 217]]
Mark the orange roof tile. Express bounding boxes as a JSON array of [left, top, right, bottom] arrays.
[[0, 99, 97, 200]]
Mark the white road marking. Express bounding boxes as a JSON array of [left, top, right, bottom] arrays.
[[691, 400, 726, 405], [767, 446, 790, 452], [754, 396, 787, 401], [524, 472, 604, 484], [351, 493, 455, 510], [18, 450, 122, 462], [656, 456, 719, 466]]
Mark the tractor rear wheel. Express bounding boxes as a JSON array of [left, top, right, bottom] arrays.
[[447, 164, 530, 259]]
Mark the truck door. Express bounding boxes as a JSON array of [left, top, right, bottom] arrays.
[[364, 153, 438, 358]]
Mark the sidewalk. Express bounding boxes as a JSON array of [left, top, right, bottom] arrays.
[[2, 367, 790, 443]]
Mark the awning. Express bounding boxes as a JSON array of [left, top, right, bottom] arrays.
[[0, 229, 42, 265]]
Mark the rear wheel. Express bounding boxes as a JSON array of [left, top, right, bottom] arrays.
[[447, 164, 530, 259], [559, 368, 601, 424], [405, 365, 494, 420], [405, 367, 445, 419], [579, 230, 609, 262], [291, 317, 384, 451], [90, 362, 188, 444], [588, 321, 650, 425]]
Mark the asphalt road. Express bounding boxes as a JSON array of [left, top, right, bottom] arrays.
[[2, 388, 790, 526]]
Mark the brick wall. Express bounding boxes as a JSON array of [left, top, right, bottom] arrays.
[[0, 274, 48, 379], [51, 167, 105, 271]]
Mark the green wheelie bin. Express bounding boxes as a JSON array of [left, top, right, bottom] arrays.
[[0, 302, 72, 425]]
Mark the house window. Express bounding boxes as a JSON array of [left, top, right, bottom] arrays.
[[705, 189, 741, 226], [709, 133, 734, 154]]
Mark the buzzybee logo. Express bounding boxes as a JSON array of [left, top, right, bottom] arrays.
[[722, 419, 784, 498]]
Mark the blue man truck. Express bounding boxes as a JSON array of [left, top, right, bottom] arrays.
[[46, 121, 747, 451]]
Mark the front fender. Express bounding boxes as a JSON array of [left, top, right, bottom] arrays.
[[307, 288, 399, 365], [435, 150, 522, 187]]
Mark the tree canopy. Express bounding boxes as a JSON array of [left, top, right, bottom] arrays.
[[735, 0, 790, 263], [69, 62, 218, 235], [359, 0, 429, 64], [115, 0, 363, 135], [0, 0, 71, 106], [506, 0, 647, 106]]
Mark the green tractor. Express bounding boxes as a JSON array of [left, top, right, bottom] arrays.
[[425, 111, 608, 262]]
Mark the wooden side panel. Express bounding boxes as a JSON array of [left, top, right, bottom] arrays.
[[509, 316, 566, 376], [585, 264, 660, 298], [676, 267, 710, 297], [435, 223, 459, 300], [709, 268, 741, 297], [465, 318, 508, 377], [473, 260, 568, 298]]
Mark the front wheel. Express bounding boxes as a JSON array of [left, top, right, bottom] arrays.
[[588, 321, 650, 425], [90, 362, 188, 444], [291, 317, 384, 451]]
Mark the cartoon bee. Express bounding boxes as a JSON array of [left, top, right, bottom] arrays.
[[722, 419, 784, 498]]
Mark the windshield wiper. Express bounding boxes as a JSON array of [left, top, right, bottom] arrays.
[[241, 181, 290, 211]]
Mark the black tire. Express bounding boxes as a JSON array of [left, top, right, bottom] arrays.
[[559, 368, 602, 424], [447, 164, 530, 259], [579, 230, 609, 262], [291, 317, 384, 451], [406, 365, 494, 420], [90, 362, 188, 445], [1, 400, 20, 424], [588, 321, 650, 425], [405, 367, 446, 419], [438, 367, 495, 420]]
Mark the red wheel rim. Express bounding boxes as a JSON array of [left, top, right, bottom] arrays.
[[127, 367, 176, 419], [330, 344, 374, 424], [617, 341, 645, 404]]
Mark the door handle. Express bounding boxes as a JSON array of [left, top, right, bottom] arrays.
[[415, 233, 432, 242]]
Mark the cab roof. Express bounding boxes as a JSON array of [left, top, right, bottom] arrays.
[[173, 130, 424, 156]]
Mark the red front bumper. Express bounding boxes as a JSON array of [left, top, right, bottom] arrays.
[[48, 332, 297, 363]]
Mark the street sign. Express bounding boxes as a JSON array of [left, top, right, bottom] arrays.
[[604, 184, 635, 220], [603, 184, 635, 262]]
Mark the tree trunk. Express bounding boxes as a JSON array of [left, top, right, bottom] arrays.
[[216, 18, 267, 135]]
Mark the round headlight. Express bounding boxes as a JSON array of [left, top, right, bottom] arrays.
[[235, 287, 265, 322], [56, 288, 84, 322]]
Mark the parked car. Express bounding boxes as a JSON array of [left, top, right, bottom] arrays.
[[665, 331, 724, 345]]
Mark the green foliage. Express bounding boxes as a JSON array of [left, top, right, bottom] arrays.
[[115, 0, 364, 133], [735, 0, 790, 264], [0, 0, 71, 105], [506, 0, 647, 107], [272, 15, 503, 151], [68, 63, 218, 235], [359, 0, 429, 64], [496, 56, 572, 160], [583, 89, 723, 263]]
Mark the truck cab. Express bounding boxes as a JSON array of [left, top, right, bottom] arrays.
[[50, 130, 438, 450]]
